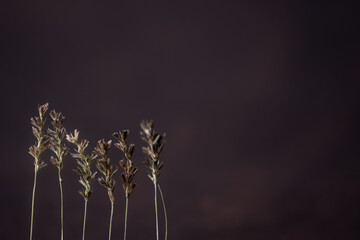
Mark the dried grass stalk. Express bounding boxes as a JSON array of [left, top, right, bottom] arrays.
[[66, 130, 97, 240], [113, 130, 138, 240], [94, 139, 117, 240], [140, 121, 166, 240], [48, 110, 68, 240], [28, 103, 50, 240]]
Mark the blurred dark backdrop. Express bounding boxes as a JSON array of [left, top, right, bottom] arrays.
[[1, 1, 359, 239]]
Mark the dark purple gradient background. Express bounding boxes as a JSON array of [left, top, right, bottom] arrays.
[[1, 1, 360, 239]]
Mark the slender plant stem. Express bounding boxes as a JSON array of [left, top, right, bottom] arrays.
[[30, 167, 38, 240], [108, 202, 114, 240], [153, 176, 159, 240], [82, 200, 88, 240], [158, 184, 167, 240], [124, 189, 129, 240], [58, 169, 64, 240]]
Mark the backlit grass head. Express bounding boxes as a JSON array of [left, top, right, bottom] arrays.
[[140, 121, 165, 182]]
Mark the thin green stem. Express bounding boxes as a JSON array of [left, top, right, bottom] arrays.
[[82, 200, 88, 240], [153, 176, 159, 240], [30, 167, 37, 240], [158, 184, 167, 240], [124, 191, 129, 240], [58, 169, 64, 240], [109, 202, 114, 240]]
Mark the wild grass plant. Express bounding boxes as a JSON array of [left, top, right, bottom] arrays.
[[28, 103, 168, 240], [48, 110, 68, 240], [140, 120, 168, 240], [66, 129, 97, 240], [113, 130, 138, 240], [28, 103, 50, 240], [94, 139, 117, 240]]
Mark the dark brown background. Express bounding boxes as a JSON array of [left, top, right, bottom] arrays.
[[1, 1, 359, 239]]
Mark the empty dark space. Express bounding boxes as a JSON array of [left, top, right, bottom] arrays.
[[0, 1, 359, 239]]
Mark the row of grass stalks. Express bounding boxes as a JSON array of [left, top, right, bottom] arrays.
[[28, 103, 168, 240]]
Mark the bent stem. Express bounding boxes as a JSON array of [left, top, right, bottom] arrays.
[[158, 184, 168, 240], [153, 176, 159, 240], [82, 200, 88, 240], [124, 188, 129, 240], [58, 169, 64, 240], [109, 202, 114, 240], [30, 167, 38, 240]]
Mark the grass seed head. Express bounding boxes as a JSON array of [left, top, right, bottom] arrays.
[[113, 130, 138, 197], [66, 130, 97, 201], [29, 103, 50, 171], [94, 139, 117, 203], [48, 110, 68, 170], [140, 120, 165, 182]]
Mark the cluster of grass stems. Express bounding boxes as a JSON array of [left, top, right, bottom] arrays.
[[28, 103, 168, 240]]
